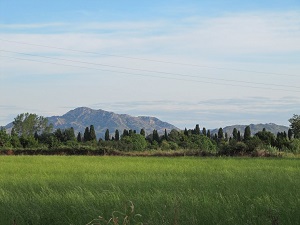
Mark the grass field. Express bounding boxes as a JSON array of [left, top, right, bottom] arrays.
[[0, 156, 299, 225]]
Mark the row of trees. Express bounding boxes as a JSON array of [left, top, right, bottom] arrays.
[[1, 113, 300, 155]]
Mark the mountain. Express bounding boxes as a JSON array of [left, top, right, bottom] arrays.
[[47, 107, 179, 138], [210, 123, 289, 137]]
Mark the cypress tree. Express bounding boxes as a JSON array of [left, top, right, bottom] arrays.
[[184, 128, 188, 136], [83, 127, 90, 142], [164, 129, 168, 141], [140, 129, 145, 137], [288, 128, 293, 140], [195, 124, 200, 135], [202, 127, 207, 136], [237, 131, 241, 141], [123, 129, 129, 137], [244, 126, 251, 141], [90, 125, 97, 141], [207, 130, 211, 138], [218, 128, 224, 140], [77, 132, 82, 142], [115, 129, 120, 141], [232, 128, 238, 140], [105, 129, 110, 141], [153, 129, 159, 142]]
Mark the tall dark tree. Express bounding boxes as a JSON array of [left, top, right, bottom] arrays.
[[244, 126, 251, 141], [218, 128, 224, 140], [237, 131, 241, 141], [89, 125, 97, 141], [164, 129, 168, 141], [115, 129, 120, 141], [83, 127, 90, 142], [123, 129, 129, 137], [184, 128, 188, 136], [77, 132, 82, 142], [140, 129, 145, 137], [207, 130, 211, 138], [152, 129, 159, 142], [194, 124, 200, 135], [202, 127, 207, 136], [105, 129, 110, 141], [288, 128, 293, 140], [232, 128, 238, 140]]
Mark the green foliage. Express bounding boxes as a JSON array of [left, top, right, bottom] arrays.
[[289, 114, 300, 138], [105, 129, 110, 141], [255, 129, 276, 146], [218, 127, 224, 140], [115, 129, 120, 141], [13, 113, 52, 137], [232, 128, 238, 140], [0, 127, 11, 148], [120, 133, 147, 151], [139, 129, 145, 137], [90, 125, 97, 141], [289, 139, 300, 154], [84, 127, 90, 142], [244, 126, 251, 141]]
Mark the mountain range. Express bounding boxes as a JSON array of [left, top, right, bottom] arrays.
[[210, 123, 289, 137], [47, 107, 178, 138], [4, 107, 290, 138]]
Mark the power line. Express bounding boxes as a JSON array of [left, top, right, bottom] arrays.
[[1, 54, 300, 93], [1, 49, 299, 90], [0, 38, 297, 77]]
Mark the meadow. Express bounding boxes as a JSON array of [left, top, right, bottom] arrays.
[[0, 156, 299, 225]]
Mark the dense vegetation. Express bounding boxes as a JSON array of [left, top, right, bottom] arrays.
[[0, 156, 299, 225], [1, 113, 300, 156]]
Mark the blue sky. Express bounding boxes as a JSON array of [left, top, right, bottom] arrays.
[[1, 0, 300, 130]]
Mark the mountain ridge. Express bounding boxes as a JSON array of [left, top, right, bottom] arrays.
[[47, 107, 179, 138]]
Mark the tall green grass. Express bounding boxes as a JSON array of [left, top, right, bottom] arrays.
[[0, 156, 299, 225]]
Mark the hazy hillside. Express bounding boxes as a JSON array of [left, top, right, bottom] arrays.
[[47, 107, 179, 138], [210, 123, 289, 137]]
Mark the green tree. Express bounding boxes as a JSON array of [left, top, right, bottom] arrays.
[[202, 127, 207, 136], [140, 129, 145, 137], [83, 127, 90, 142], [122, 129, 129, 137], [289, 114, 300, 138], [232, 128, 238, 140], [194, 124, 200, 135], [288, 128, 293, 140], [0, 127, 11, 147], [152, 129, 159, 143], [244, 126, 251, 141], [105, 129, 110, 141], [237, 131, 241, 141], [13, 113, 52, 137], [255, 129, 275, 146], [89, 125, 97, 141], [218, 128, 224, 140], [207, 130, 211, 138], [164, 129, 168, 141], [77, 132, 82, 142], [115, 129, 120, 141]]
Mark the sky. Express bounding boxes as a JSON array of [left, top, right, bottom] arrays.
[[0, 0, 300, 130]]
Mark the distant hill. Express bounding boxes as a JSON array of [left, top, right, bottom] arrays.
[[210, 123, 289, 137], [46, 107, 178, 138]]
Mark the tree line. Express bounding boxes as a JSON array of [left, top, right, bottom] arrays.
[[0, 113, 300, 156]]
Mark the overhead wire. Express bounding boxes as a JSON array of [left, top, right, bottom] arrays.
[[1, 49, 299, 90], [0, 38, 297, 77], [1, 54, 300, 93]]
